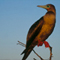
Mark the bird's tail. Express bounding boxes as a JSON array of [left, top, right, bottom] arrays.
[[21, 40, 37, 60], [21, 45, 36, 60], [21, 49, 26, 55], [23, 49, 32, 60], [22, 47, 34, 60]]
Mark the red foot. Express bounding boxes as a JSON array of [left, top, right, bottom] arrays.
[[37, 40, 49, 48], [44, 41, 49, 48], [37, 40, 43, 47]]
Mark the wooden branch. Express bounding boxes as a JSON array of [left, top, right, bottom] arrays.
[[17, 41, 26, 47], [33, 50, 44, 60], [17, 41, 52, 60]]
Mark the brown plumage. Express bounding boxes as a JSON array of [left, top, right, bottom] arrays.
[[21, 4, 56, 60]]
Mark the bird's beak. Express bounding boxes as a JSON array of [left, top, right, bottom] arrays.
[[37, 5, 48, 9]]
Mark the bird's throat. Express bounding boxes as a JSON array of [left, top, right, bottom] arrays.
[[37, 40, 49, 48]]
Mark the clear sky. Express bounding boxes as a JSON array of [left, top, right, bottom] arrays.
[[0, 0, 60, 60]]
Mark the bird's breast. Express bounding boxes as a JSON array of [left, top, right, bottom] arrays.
[[41, 24, 54, 34], [35, 23, 55, 42], [44, 13, 55, 25]]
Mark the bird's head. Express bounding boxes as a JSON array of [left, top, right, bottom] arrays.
[[37, 4, 56, 14]]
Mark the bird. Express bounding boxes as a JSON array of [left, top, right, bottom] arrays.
[[21, 4, 56, 60]]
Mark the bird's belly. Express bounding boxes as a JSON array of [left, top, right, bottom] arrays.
[[36, 24, 54, 41]]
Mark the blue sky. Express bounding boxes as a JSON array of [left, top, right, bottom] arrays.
[[0, 0, 60, 60]]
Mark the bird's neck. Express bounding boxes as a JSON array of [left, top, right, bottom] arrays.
[[48, 10, 56, 16]]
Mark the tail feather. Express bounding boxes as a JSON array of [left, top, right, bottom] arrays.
[[21, 49, 26, 55], [21, 40, 37, 60], [22, 48, 33, 60]]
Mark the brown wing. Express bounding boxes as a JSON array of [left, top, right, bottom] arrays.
[[26, 16, 44, 48], [21, 17, 44, 60]]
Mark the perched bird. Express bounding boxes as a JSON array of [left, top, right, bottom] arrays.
[[21, 4, 56, 60]]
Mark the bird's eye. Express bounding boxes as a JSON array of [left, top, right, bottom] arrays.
[[47, 5, 50, 8]]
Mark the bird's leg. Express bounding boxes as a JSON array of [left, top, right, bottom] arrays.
[[37, 40, 43, 47], [43, 41, 52, 55], [49, 45, 53, 60], [44, 41, 53, 60]]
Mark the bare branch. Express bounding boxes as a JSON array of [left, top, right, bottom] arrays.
[[17, 41, 26, 47], [17, 41, 52, 60]]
